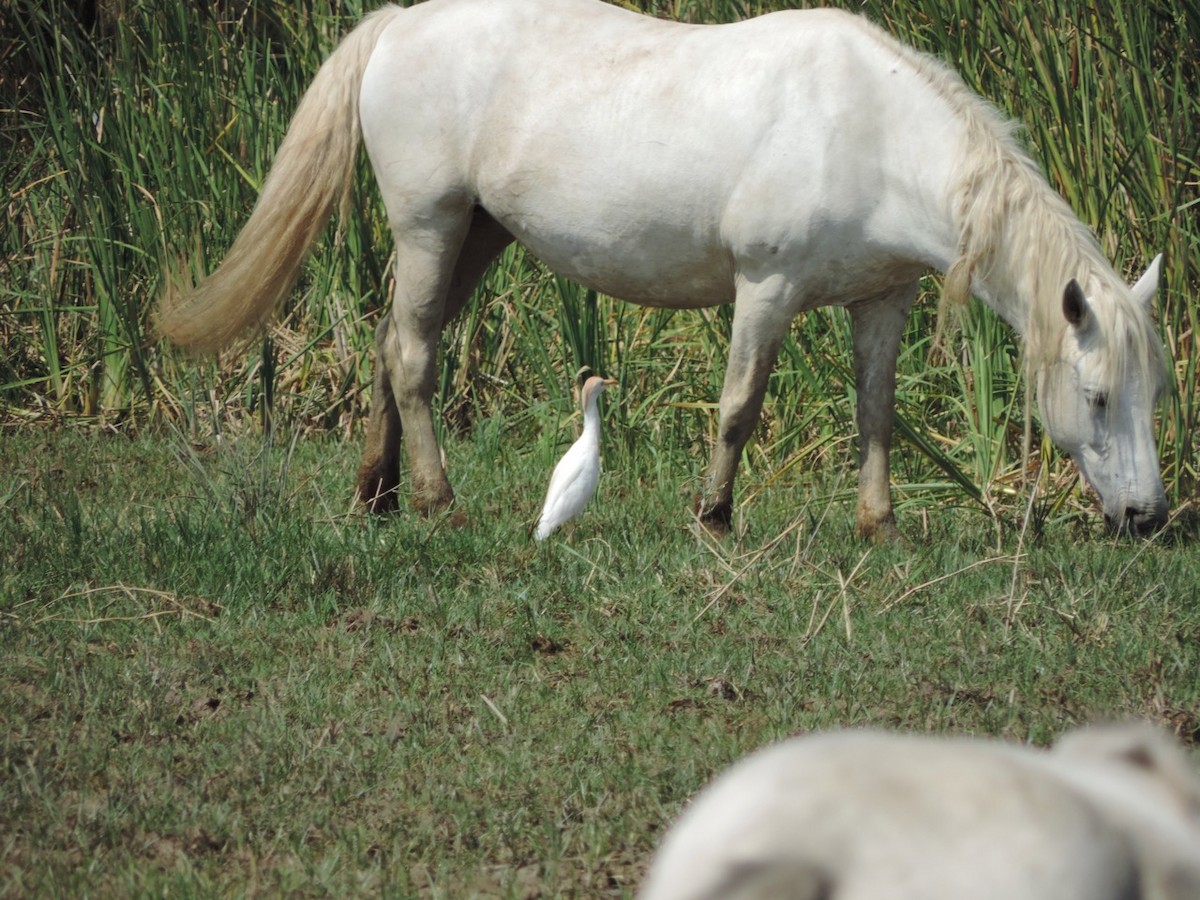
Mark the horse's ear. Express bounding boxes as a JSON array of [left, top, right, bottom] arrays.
[[1130, 254, 1163, 311], [1063, 279, 1089, 328]]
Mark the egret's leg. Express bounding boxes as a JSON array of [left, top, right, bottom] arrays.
[[849, 283, 915, 541], [698, 284, 795, 532]]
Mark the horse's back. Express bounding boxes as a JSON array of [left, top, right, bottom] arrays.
[[358, 0, 958, 306]]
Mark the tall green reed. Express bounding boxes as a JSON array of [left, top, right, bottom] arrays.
[[4, 0, 377, 426]]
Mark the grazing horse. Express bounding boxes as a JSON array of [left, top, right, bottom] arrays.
[[157, 0, 1170, 537], [639, 724, 1200, 900]]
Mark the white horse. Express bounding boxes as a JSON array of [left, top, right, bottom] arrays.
[[158, 0, 1170, 537], [640, 724, 1200, 900]]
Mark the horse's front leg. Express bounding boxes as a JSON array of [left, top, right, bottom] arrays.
[[849, 284, 915, 542], [698, 288, 794, 533]]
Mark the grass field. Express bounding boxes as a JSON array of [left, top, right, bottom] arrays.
[[3, 426, 1200, 896], [3, 0, 1200, 894]]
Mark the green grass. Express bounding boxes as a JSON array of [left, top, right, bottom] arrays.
[[3, 427, 1199, 896]]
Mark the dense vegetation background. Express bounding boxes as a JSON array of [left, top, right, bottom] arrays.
[[3, 0, 1198, 524]]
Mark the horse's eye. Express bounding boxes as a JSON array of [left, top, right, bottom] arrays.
[[1089, 392, 1108, 410]]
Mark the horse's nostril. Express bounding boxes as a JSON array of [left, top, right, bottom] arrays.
[[1106, 506, 1166, 536], [1125, 505, 1167, 536]]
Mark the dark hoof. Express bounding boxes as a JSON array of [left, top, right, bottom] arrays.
[[356, 466, 400, 515], [413, 497, 466, 528], [694, 494, 733, 536]]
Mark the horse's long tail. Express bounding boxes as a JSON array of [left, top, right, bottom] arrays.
[[157, 6, 401, 352]]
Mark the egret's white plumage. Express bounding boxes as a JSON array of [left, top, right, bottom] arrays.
[[535, 375, 617, 541]]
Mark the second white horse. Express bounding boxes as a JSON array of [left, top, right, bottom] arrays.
[[641, 724, 1200, 900]]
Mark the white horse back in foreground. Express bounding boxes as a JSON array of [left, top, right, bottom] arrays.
[[640, 724, 1200, 900], [158, 0, 1170, 536]]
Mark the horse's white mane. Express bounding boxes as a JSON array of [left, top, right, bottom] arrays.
[[844, 14, 1162, 389]]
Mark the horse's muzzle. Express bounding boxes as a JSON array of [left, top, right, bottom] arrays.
[[1105, 504, 1168, 536]]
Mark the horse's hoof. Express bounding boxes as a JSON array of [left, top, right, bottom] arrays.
[[856, 517, 908, 547], [367, 492, 401, 515], [415, 501, 467, 528], [410, 487, 465, 526], [694, 494, 733, 536], [356, 469, 401, 515]]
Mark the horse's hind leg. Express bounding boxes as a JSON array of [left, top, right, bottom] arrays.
[[356, 209, 513, 515], [849, 282, 915, 541], [357, 312, 404, 512]]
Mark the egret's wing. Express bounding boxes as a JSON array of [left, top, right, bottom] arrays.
[[542, 441, 588, 504], [535, 440, 598, 538]]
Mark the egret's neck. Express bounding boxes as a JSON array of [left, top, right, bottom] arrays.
[[580, 394, 603, 443]]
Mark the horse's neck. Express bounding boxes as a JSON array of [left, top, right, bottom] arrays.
[[946, 137, 1104, 346], [973, 255, 1033, 337]]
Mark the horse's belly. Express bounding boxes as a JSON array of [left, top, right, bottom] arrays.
[[475, 127, 742, 303], [493, 209, 735, 307]]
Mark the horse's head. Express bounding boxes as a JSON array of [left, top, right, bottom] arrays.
[[1037, 256, 1168, 535]]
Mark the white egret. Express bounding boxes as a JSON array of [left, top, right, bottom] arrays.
[[535, 375, 617, 541]]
